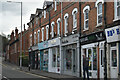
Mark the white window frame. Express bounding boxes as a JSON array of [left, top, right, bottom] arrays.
[[83, 6, 90, 31], [72, 8, 78, 29], [34, 32, 36, 45], [114, 0, 120, 21], [64, 13, 69, 36], [30, 22, 32, 28], [30, 34, 32, 46], [95, 0, 104, 27], [46, 25, 49, 40], [57, 18, 61, 36], [36, 17, 38, 24], [37, 30, 40, 43], [44, 10, 46, 18], [42, 27, 44, 41], [54, 0, 57, 11], [51, 22, 55, 38]]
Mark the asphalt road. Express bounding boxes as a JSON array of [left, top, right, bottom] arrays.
[[1, 61, 54, 80]]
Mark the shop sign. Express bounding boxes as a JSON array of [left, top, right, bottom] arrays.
[[48, 38, 60, 47], [80, 31, 105, 45], [105, 26, 120, 43], [62, 34, 78, 45], [38, 41, 48, 50]]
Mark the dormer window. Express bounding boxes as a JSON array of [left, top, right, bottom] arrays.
[[51, 22, 55, 38], [83, 6, 90, 31], [72, 8, 78, 29], [36, 17, 38, 24], [54, 0, 57, 11], [64, 13, 69, 36], [95, 0, 104, 26], [44, 10, 46, 18]]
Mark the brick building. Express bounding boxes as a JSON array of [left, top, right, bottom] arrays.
[[7, 0, 120, 79]]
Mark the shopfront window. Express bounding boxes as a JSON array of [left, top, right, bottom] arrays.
[[112, 50, 117, 67], [43, 50, 48, 70], [52, 48, 56, 67], [88, 49, 92, 70], [93, 47, 97, 70], [66, 49, 72, 70], [57, 48, 60, 67]]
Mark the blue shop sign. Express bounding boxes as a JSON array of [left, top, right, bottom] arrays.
[[105, 26, 120, 43], [38, 41, 48, 50]]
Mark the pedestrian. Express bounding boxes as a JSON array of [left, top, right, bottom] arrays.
[[83, 53, 89, 80], [28, 64, 31, 71]]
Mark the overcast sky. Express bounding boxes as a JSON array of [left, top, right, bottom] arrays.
[[0, 0, 52, 36]]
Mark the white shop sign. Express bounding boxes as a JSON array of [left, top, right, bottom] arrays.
[[48, 38, 60, 47], [105, 25, 120, 43]]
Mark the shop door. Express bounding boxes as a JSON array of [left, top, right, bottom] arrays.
[[87, 48, 97, 78], [72, 49, 76, 73], [110, 47, 118, 78], [100, 49, 104, 78], [65, 49, 76, 73]]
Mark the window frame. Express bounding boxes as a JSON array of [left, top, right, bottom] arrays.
[[95, 0, 104, 27], [64, 13, 69, 36], [54, 0, 57, 11], [46, 25, 49, 40], [37, 30, 40, 43], [72, 8, 78, 29], [42, 27, 44, 41], [114, 0, 120, 21], [51, 22, 55, 38], [83, 6, 90, 31], [57, 18, 61, 36]]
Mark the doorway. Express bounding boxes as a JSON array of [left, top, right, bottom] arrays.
[[110, 43, 118, 78]]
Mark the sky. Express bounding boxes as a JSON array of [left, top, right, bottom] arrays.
[[0, 0, 52, 36]]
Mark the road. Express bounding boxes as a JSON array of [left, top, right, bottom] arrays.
[[1, 60, 54, 80]]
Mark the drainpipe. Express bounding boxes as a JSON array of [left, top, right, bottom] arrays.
[[48, 8, 51, 39], [79, 1, 82, 77], [60, 1, 63, 75], [104, 1, 107, 80]]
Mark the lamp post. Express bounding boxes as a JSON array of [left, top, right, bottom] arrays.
[[7, 1, 22, 70]]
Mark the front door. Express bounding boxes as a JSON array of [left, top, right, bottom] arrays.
[[100, 49, 104, 78], [110, 46, 118, 78], [82, 47, 97, 78], [64, 49, 76, 74]]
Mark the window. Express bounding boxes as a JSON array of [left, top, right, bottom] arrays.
[[64, 13, 69, 36], [38, 30, 40, 43], [34, 32, 36, 44], [83, 6, 90, 30], [57, 18, 61, 36], [36, 17, 38, 24], [42, 27, 44, 41], [30, 22, 32, 28], [30, 34, 32, 46], [96, 0, 104, 26], [46, 25, 49, 40], [114, 0, 120, 20], [54, 0, 57, 11], [51, 22, 55, 38], [44, 10, 46, 18], [72, 8, 78, 29]]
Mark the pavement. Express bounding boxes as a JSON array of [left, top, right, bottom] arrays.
[[2, 60, 80, 80]]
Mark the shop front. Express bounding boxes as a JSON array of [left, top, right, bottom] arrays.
[[38, 41, 49, 71], [80, 31, 105, 78], [61, 34, 79, 77], [105, 25, 120, 79], [48, 38, 61, 73]]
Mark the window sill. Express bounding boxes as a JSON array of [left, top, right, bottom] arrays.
[[113, 18, 120, 22], [96, 23, 102, 27], [83, 28, 89, 32]]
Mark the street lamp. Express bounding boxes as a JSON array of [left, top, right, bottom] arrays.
[[7, 1, 22, 70]]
